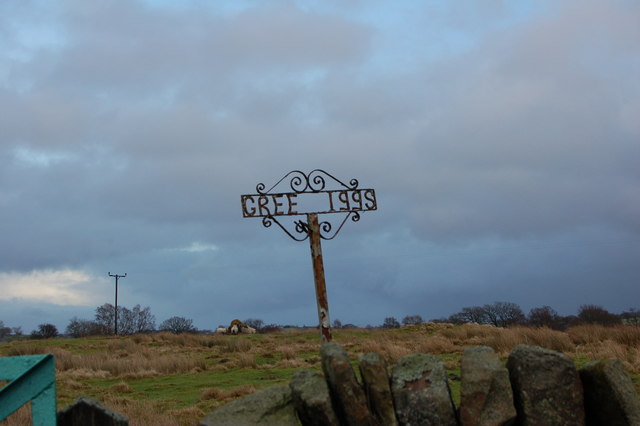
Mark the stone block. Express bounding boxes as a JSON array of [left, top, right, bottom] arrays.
[[390, 353, 457, 426], [199, 385, 298, 426], [580, 358, 640, 426], [507, 345, 585, 426], [459, 346, 516, 426], [359, 352, 398, 426], [289, 369, 340, 426], [320, 342, 376, 426]]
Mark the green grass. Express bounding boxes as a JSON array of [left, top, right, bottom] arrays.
[[82, 368, 297, 410]]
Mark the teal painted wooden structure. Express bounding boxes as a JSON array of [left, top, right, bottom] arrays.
[[0, 354, 57, 425]]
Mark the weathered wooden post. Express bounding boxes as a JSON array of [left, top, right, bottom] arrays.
[[241, 170, 377, 342], [307, 212, 332, 341]]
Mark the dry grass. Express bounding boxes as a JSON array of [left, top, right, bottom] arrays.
[[338, 323, 640, 375], [200, 384, 257, 402], [96, 396, 194, 426], [483, 326, 575, 356], [55, 350, 207, 378], [109, 381, 135, 394], [277, 345, 297, 360], [415, 335, 458, 354], [569, 324, 640, 346], [218, 337, 252, 353], [235, 353, 257, 369], [276, 358, 309, 369], [568, 324, 613, 345], [1, 324, 639, 425]]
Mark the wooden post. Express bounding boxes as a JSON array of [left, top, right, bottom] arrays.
[[307, 213, 332, 342]]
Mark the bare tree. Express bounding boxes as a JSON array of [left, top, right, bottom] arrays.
[[118, 306, 135, 335], [382, 317, 400, 328], [620, 308, 640, 326], [132, 305, 156, 333], [66, 317, 105, 337], [483, 302, 525, 327], [0, 321, 11, 338], [118, 305, 156, 334], [244, 318, 264, 330], [402, 315, 423, 325], [94, 303, 155, 335], [159, 316, 196, 334], [578, 304, 621, 326], [528, 306, 562, 329], [95, 303, 116, 333], [448, 306, 488, 324], [31, 323, 58, 339]]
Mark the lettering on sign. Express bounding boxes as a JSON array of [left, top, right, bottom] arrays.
[[241, 189, 377, 218], [241, 169, 377, 242]]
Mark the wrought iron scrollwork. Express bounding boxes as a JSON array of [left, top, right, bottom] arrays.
[[256, 169, 359, 195], [262, 216, 309, 242], [258, 214, 358, 241], [245, 170, 373, 242], [318, 211, 361, 240]]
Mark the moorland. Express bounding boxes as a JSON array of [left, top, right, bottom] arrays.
[[1, 322, 639, 425]]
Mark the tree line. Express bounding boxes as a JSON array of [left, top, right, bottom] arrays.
[[1, 302, 638, 340], [0, 303, 197, 340], [378, 302, 638, 331]]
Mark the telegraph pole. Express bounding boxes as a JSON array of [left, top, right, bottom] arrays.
[[108, 272, 126, 335]]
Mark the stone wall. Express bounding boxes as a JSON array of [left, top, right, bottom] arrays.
[[200, 343, 640, 426]]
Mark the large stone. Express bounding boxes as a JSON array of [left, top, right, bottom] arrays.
[[289, 369, 340, 426], [507, 345, 585, 426], [459, 346, 516, 426], [580, 358, 640, 426], [199, 385, 298, 426], [390, 353, 457, 426], [57, 397, 129, 426], [320, 342, 376, 426], [359, 352, 399, 426]]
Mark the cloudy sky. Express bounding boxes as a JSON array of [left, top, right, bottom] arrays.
[[1, 0, 638, 334]]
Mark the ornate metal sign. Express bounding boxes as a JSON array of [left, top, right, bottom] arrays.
[[241, 169, 376, 241], [241, 169, 377, 342]]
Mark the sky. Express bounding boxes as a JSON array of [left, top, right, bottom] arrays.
[[1, 0, 638, 334]]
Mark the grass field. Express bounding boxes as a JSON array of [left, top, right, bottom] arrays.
[[1, 323, 639, 425]]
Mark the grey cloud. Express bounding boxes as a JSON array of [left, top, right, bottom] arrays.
[[0, 0, 638, 332], [25, 1, 372, 97]]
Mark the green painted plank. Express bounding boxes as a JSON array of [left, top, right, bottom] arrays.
[[0, 354, 49, 381], [0, 354, 56, 425]]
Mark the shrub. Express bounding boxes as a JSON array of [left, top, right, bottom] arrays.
[[66, 317, 107, 337], [402, 315, 423, 326], [244, 318, 264, 330], [30, 323, 58, 339], [0, 321, 11, 338], [528, 306, 563, 330], [260, 324, 282, 334], [159, 316, 197, 334], [382, 317, 400, 328], [578, 304, 622, 326]]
